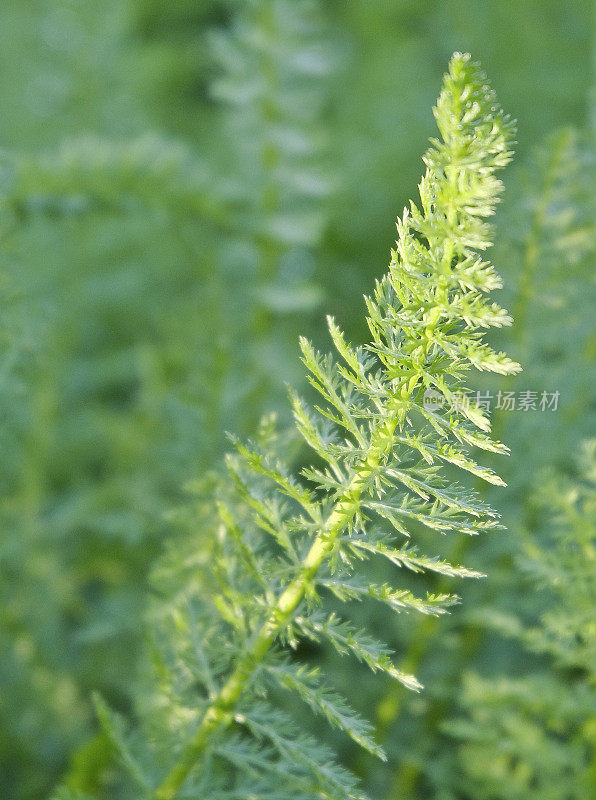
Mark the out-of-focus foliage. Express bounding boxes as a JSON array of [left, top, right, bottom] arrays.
[[0, 1, 148, 149], [0, 1, 594, 800], [0, 2, 332, 798], [0, 132, 217, 800], [444, 440, 596, 800]]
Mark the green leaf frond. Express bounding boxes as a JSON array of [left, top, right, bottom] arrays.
[[107, 54, 516, 800], [444, 440, 596, 800], [209, 0, 335, 256], [522, 439, 596, 672], [7, 135, 217, 223]]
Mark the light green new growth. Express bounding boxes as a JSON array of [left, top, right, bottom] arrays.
[[102, 54, 517, 800]]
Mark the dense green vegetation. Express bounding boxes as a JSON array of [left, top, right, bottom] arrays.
[[0, 2, 594, 799]]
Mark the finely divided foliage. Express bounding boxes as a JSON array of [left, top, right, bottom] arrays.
[[99, 54, 517, 800]]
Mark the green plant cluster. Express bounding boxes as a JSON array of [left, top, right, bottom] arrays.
[[89, 53, 518, 800]]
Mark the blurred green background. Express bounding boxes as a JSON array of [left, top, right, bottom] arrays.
[[0, 2, 594, 799]]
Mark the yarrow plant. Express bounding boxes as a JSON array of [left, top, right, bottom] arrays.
[[95, 53, 518, 800]]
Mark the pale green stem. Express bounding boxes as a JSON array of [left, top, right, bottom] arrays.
[[153, 411, 402, 799]]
